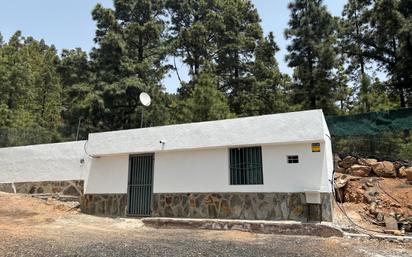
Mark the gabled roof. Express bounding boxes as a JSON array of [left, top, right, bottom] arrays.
[[86, 109, 328, 156]]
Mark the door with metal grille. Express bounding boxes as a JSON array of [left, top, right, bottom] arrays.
[[128, 154, 154, 216]]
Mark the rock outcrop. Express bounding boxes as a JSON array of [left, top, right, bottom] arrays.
[[347, 165, 371, 177], [335, 155, 411, 179], [340, 156, 358, 169], [371, 161, 396, 177]]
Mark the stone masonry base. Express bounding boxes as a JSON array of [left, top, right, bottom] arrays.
[[80, 194, 128, 217], [79, 192, 332, 222], [153, 192, 332, 222], [0, 180, 84, 197]]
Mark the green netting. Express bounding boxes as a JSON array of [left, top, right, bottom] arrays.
[[326, 107, 412, 136]]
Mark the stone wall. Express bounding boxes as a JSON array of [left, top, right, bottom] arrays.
[[0, 183, 14, 193], [0, 180, 84, 196], [80, 194, 127, 217], [78, 192, 332, 221], [152, 192, 332, 222]]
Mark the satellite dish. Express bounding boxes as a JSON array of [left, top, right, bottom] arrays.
[[139, 92, 151, 107]]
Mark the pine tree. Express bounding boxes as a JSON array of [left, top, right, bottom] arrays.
[[0, 32, 62, 146], [367, 0, 412, 142], [335, 58, 353, 113], [0, 32, 29, 114], [341, 0, 372, 79], [215, 0, 262, 97], [88, 0, 173, 131], [233, 32, 291, 116], [166, 0, 222, 76], [57, 48, 94, 140], [341, 0, 373, 111], [168, 0, 286, 116], [367, 0, 412, 108], [91, 0, 169, 84], [175, 72, 234, 122], [352, 78, 398, 112], [86, 77, 173, 131], [58, 48, 92, 88], [285, 0, 339, 114]]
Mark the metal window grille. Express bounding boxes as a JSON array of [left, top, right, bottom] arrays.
[[287, 155, 299, 164], [229, 146, 263, 185]]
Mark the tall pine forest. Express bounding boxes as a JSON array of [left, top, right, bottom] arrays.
[[0, 0, 411, 147]]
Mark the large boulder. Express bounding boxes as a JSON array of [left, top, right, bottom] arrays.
[[393, 161, 403, 171], [335, 166, 346, 174], [371, 161, 396, 177], [347, 164, 372, 177], [334, 154, 342, 164], [402, 166, 412, 181], [335, 174, 349, 189], [385, 215, 399, 230], [334, 155, 346, 173], [358, 158, 378, 167], [340, 156, 357, 169], [399, 166, 408, 178]]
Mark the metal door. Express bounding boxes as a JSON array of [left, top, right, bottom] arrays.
[[128, 154, 154, 216]]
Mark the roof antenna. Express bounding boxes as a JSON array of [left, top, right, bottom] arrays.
[[76, 117, 83, 141]]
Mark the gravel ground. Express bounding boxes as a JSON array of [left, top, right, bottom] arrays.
[[0, 193, 411, 257], [1, 223, 411, 257]]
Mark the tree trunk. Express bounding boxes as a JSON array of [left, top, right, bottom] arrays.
[[354, 9, 369, 112], [194, 56, 199, 75]]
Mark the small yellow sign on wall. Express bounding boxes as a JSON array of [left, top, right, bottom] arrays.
[[311, 143, 321, 152]]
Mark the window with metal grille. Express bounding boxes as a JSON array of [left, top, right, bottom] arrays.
[[229, 146, 263, 185], [287, 155, 299, 164]]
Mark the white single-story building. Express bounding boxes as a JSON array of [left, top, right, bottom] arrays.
[[0, 109, 333, 221]]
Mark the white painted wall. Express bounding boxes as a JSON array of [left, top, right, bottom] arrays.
[[84, 155, 129, 194], [153, 148, 229, 193], [321, 115, 334, 192], [0, 141, 88, 183], [320, 135, 333, 192], [262, 143, 329, 193], [85, 140, 332, 194], [153, 142, 330, 193]]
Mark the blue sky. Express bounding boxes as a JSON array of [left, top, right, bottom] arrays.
[[0, 0, 345, 92]]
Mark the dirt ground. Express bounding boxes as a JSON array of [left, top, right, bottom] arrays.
[[0, 192, 411, 257], [377, 178, 412, 209], [333, 175, 412, 236]]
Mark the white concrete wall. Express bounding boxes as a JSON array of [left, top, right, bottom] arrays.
[[84, 141, 331, 194], [320, 115, 333, 192], [154, 142, 329, 193], [320, 135, 333, 192], [84, 155, 129, 194], [261, 143, 329, 193], [0, 141, 88, 183], [153, 148, 229, 193]]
